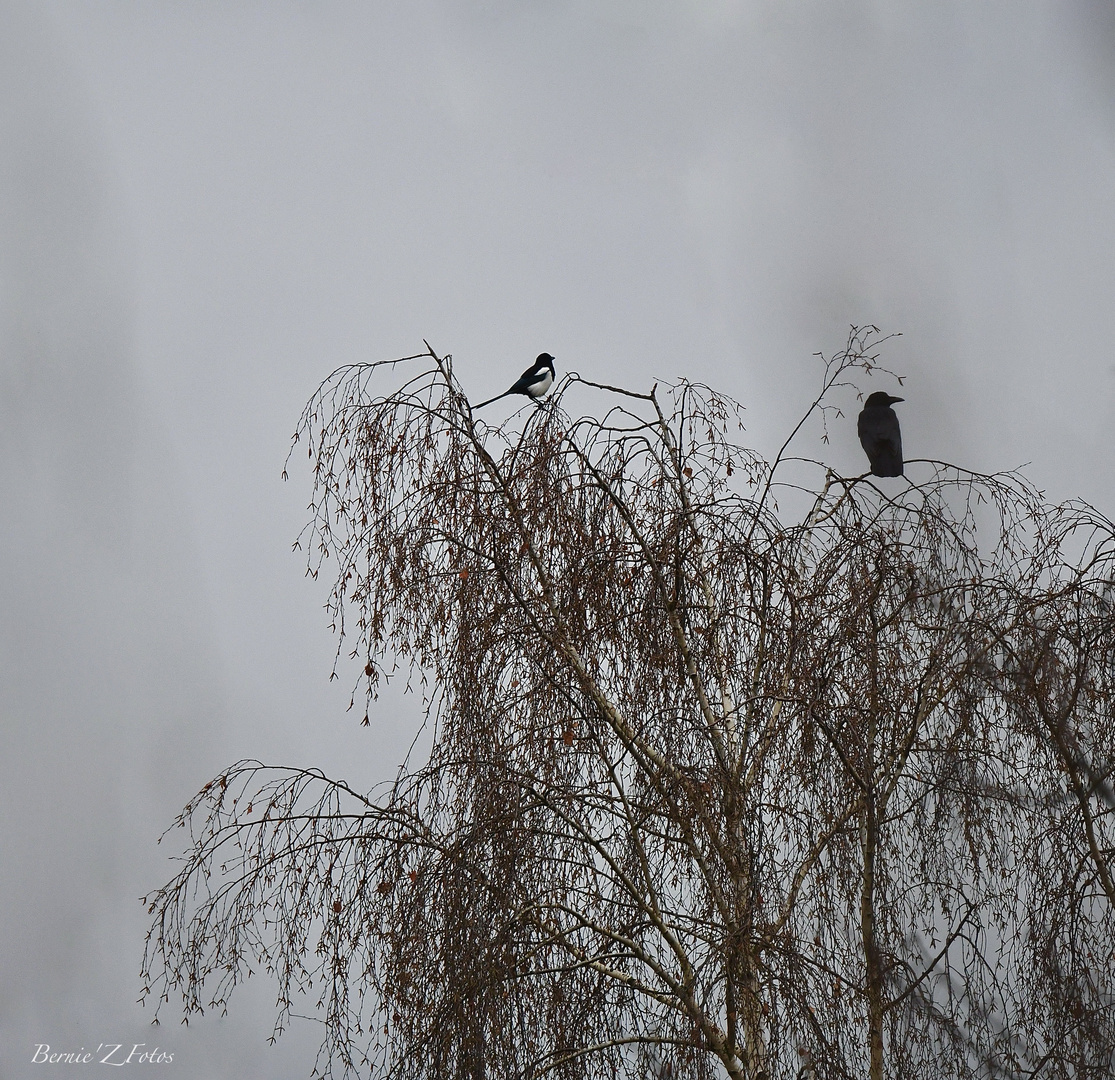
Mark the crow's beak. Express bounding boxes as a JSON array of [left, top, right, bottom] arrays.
[[890, 396, 904, 404]]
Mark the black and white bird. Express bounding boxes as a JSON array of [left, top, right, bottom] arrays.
[[857, 392, 904, 477], [474, 353, 556, 409]]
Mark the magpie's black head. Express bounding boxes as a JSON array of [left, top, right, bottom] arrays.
[[536, 353, 555, 369], [864, 391, 903, 408]]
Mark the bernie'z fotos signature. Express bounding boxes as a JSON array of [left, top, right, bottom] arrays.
[[33, 1044, 173, 1066]]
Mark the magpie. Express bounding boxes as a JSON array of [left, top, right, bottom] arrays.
[[857, 392, 904, 477], [474, 353, 556, 409]]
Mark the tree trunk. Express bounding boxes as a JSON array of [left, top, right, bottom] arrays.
[[860, 795, 884, 1080]]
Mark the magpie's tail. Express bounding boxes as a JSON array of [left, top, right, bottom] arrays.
[[473, 391, 509, 410]]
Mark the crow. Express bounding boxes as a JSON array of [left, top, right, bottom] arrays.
[[858, 392, 904, 477]]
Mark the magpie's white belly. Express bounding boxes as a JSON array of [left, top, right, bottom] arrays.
[[527, 370, 553, 398]]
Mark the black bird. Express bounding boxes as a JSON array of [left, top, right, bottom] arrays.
[[474, 353, 556, 409], [858, 392, 905, 477]]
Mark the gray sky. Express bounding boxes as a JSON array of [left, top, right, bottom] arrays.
[[2, 2, 1114, 1076]]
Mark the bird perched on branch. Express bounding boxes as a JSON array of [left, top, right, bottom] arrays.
[[858, 392, 904, 477], [475, 353, 556, 409]]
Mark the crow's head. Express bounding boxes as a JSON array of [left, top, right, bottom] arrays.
[[864, 392, 904, 408]]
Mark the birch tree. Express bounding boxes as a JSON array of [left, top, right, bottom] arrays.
[[143, 328, 1115, 1080]]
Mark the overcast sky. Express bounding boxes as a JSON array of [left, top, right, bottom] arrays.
[[3, 2, 1114, 1077]]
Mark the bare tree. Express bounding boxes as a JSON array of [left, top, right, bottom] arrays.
[[142, 328, 1115, 1079]]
